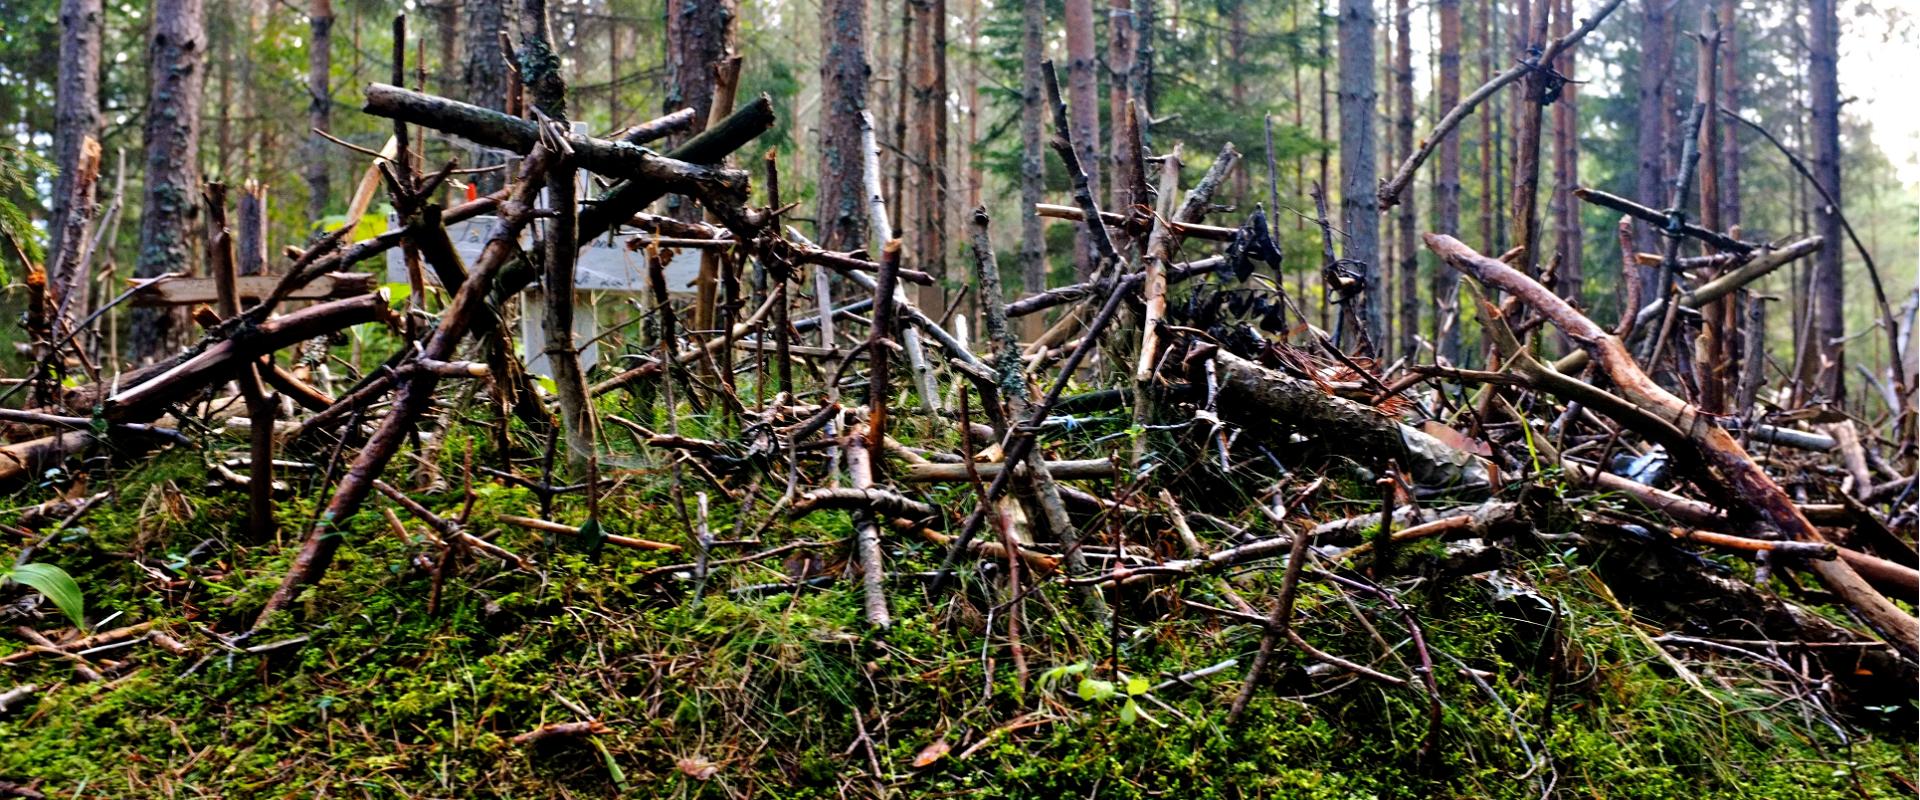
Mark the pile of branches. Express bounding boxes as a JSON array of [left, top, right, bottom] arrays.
[[3, 15, 1914, 750]]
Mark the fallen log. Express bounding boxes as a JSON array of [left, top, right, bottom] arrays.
[[1208, 347, 1493, 495], [1428, 233, 1920, 656]]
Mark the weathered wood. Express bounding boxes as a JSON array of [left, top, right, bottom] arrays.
[[899, 459, 1117, 483], [128, 272, 376, 307]]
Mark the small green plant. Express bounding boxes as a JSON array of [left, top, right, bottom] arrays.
[[1, 562, 85, 629], [1038, 661, 1159, 726]]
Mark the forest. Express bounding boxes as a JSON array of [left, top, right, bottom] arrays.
[[0, 0, 1915, 794]]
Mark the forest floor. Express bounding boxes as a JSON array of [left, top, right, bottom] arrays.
[[0, 395, 1912, 800]]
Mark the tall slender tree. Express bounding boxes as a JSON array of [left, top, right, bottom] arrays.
[[1550, 0, 1580, 303], [1108, 0, 1137, 212], [1717, 0, 1740, 229], [1433, 0, 1462, 363], [49, 0, 101, 298], [462, 0, 510, 192], [1631, 0, 1673, 310], [132, 0, 207, 361], [305, 0, 332, 221], [908, 0, 949, 313], [1806, 0, 1844, 399], [817, 0, 872, 250], [1019, 0, 1048, 340], [1507, 0, 1549, 278], [1392, 0, 1415, 360], [666, 0, 737, 141], [1065, 0, 1101, 278], [1338, 0, 1382, 349]]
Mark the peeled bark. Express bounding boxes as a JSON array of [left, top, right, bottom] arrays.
[[816, 0, 871, 250], [132, 0, 208, 361], [1338, 0, 1382, 348]]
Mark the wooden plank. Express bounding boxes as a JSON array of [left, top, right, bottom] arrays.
[[130, 273, 377, 307]]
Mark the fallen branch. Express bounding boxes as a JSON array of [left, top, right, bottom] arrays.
[[1427, 233, 1920, 655]]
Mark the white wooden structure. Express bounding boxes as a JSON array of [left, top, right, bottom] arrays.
[[384, 179, 703, 378]]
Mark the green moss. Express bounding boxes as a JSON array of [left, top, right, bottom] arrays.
[[0, 407, 1909, 798]]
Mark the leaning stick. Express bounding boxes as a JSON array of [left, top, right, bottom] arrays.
[[1427, 233, 1920, 656], [254, 149, 555, 629]]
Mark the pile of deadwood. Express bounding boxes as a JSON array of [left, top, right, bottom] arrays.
[[4, 49, 1915, 728]]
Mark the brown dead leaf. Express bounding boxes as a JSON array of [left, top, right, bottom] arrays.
[[912, 738, 951, 768]]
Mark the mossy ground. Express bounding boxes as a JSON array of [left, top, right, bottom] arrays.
[[0, 396, 1912, 799]]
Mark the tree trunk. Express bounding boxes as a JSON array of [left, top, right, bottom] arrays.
[[666, 0, 736, 161], [1065, 0, 1102, 280], [462, 0, 510, 193], [305, 0, 333, 222], [1806, 0, 1845, 401], [1133, 0, 1156, 121], [817, 0, 871, 251], [908, 0, 949, 316], [1717, 0, 1739, 228], [1631, 0, 1672, 310], [1392, 0, 1415, 361], [1432, 0, 1462, 363], [1549, 0, 1580, 304], [1317, 0, 1331, 332], [1507, 0, 1548, 278], [1338, 0, 1382, 350], [1108, 0, 1137, 213], [1693, 6, 1727, 412], [1018, 0, 1048, 341], [1230, 0, 1251, 206], [132, 0, 207, 362], [51, 0, 102, 277]]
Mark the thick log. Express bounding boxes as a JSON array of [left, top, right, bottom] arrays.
[[1427, 232, 1920, 655], [1210, 348, 1492, 494]]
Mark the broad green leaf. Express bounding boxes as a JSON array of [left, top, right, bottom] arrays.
[[6, 563, 84, 629], [1119, 698, 1140, 725], [1077, 678, 1115, 702], [1126, 675, 1149, 696]]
